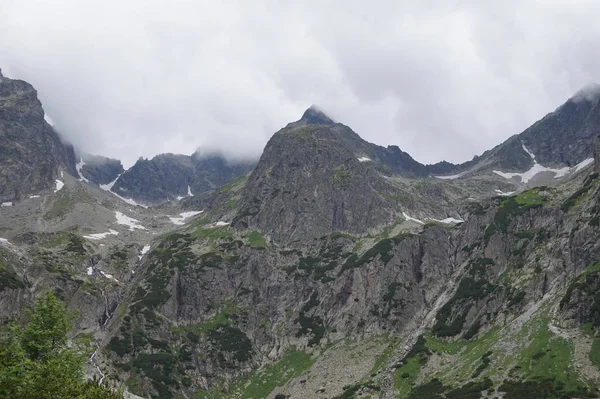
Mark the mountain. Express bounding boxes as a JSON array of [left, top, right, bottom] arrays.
[[0, 69, 77, 202], [433, 86, 600, 183], [110, 152, 255, 205], [4, 75, 600, 399], [78, 154, 125, 185]]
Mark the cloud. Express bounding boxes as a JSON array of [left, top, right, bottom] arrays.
[[1, 0, 599, 167]]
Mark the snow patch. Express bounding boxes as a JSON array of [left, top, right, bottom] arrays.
[[100, 271, 119, 282], [1, 202, 13, 207], [357, 157, 372, 162], [55, 179, 65, 192], [428, 217, 464, 224], [211, 221, 230, 227], [495, 189, 516, 196], [76, 158, 89, 182], [99, 174, 148, 208], [83, 229, 119, 240], [99, 175, 121, 191], [29, 195, 40, 199], [521, 142, 536, 160], [573, 158, 594, 173], [0, 238, 9, 245], [402, 212, 424, 225], [115, 211, 146, 231], [434, 172, 466, 180], [169, 211, 203, 226], [138, 245, 151, 260], [87, 267, 93, 276], [494, 144, 593, 184], [493, 163, 571, 184], [113, 193, 148, 208], [187, 185, 193, 196]]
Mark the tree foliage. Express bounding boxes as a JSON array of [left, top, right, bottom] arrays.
[[0, 292, 122, 399]]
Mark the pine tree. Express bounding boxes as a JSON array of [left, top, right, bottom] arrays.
[[0, 292, 123, 399]]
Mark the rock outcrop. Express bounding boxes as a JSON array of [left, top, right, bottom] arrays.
[[0, 73, 76, 202]]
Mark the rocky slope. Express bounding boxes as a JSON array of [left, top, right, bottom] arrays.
[[0, 69, 77, 203]]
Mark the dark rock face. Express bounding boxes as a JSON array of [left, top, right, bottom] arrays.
[[80, 154, 124, 185], [0, 75, 76, 202], [112, 154, 194, 202], [111, 152, 254, 204], [233, 122, 404, 243], [519, 90, 600, 166]]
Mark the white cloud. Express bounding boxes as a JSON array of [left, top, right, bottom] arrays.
[[1, 0, 599, 167]]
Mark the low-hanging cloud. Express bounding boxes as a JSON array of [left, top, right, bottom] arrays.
[[1, 0, 599, 168]]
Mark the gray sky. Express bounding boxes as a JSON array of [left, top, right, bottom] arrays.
[[1, 0, 599, 168]]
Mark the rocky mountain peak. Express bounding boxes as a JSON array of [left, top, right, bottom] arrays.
[[298, 105, 335, 125], [571, 82, 600, 104], [0, 73, 76, 201]]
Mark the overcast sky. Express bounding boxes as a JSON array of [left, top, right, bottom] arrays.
[[1, 0, 599, 168]]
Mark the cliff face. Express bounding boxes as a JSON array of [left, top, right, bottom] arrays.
[[0, 72, 76, 202]]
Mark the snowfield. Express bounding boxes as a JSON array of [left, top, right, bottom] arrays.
[[115, 211, 146, 231], [55, 179, 65, 192], [493, 143, 593, 184], [100, 271, 119, 282], [402, 212, 424, 225], [76, 158, 89, 182], [495, 189, 516, 196], [434, 171, 467, 180], [429, 217, 464, 224], [83, 229, 119, 240], [357, 157, 372, 162], [169, 211, 203, 226]]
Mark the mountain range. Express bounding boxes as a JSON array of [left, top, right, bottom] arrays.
[[2, 71, 600, 399]]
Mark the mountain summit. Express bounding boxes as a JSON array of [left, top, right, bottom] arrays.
[[300, 105, 335, 125]]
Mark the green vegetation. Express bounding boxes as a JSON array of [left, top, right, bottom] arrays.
[[296, 293, 325, 346], [43, 186, 94, 220], [404, 378, 493, 399], [561, 172, 599, 212], [218, 176, 247, 194], [246, 230, 268, 249], [0, 261, 25, 292], [485, 187, 549, 240], [393, 336, 431, 396], [191, 225, 233, 240], [196, 350, 314, 399], [331, 165, 351, 186], [371, 339, 397, 373], [339, 233, 414, 275], [208, 324, 253, 366], [560, 258, 600, 326], [0, 292, 122, 399], [433, 273, 498, 337], [499, 377, 596, 399]]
